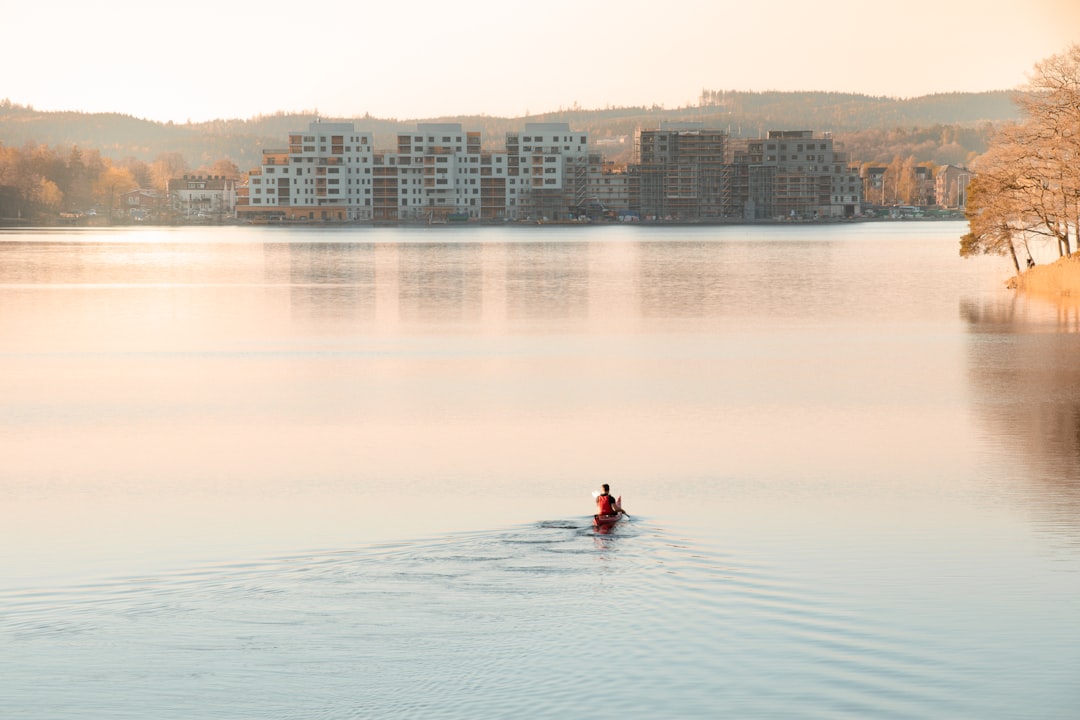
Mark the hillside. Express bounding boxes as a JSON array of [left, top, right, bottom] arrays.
[[0, 91, 1022, 171]]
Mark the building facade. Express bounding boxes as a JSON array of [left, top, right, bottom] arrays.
[[636, 123, 728, 220], [168, 175, 237, 219], [237, 121, 866, 223], [239, 121, 590, 223], [936, 165, 971, 209], [394, 123, 507, 221], [240, 121, 375, 222], [727, 131, 862, 219], [505, 123, 592, 221]]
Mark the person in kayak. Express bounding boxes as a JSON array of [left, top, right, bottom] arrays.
[[595, 484, 621, 518]]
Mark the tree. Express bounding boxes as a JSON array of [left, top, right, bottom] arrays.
[[30, 176, 63, 212], [964, 45, 1080, 265], [150, 152, 188, 191], [196, 158, 241, 180], [92, 163, 138, 215], [120, 157, 154, 189], [962, 145, 1025, 273]]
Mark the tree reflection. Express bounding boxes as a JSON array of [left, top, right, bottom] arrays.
[[961, 292, 1080, 542]]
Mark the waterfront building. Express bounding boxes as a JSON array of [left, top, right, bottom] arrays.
[[237, 120, 864, 224], [239, 121, 374, 222], [936, 165, 971, 209], [584, 158, 635, 219], [119, 189, 165, 220], [505, 123, 591, 221], [727, 130, 862, 219], [862, 166, 888, 207], [395, 123, 508, 221], [168, 175, 237, 219], [635, 123, 728, 220]]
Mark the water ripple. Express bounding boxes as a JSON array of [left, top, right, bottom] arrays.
[[0, 520, 1046, 719]]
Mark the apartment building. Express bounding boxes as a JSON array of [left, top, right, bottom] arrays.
[[239, 121, 375, 222], [936, 165, 970, 209], [239, 120, 601, 223], [727, 130, 862, 219], [584, 159, 636, 219], [237, 120, 863, 224], [393, 123, 509, 221], [636, 123, 728, 220], [505, 123, 591, 221]]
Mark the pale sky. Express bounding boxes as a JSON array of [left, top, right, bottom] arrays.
[[3, 0, 1079, 124]]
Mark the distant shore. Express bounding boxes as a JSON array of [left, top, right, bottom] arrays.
[[2, 213, 967, 230]]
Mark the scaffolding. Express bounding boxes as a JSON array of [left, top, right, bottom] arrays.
[[636, 125, 728, 220]]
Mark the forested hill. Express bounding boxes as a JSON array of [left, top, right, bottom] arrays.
[[0, 91, 1021, 170]]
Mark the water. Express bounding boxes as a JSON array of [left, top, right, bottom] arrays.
[[1, 222, 1078, 718]]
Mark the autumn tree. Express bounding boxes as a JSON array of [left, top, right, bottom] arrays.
[[197, 158, 241, 180], [961, 137, 1028, 272], [92, 163, 138, 215], [119, 157, 154, 188], [31, 176, 64, 211], [964, 45, 1080, 264], [150, 152, 188, 191]]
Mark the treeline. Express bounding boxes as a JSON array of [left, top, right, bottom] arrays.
[[0, 141, 239, 222], [1, 90, 1019, 171], [697, 90, 1019, 129], [0, 90, 1024, 221]]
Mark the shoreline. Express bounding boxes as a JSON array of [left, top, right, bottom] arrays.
[[2, 214, 966, 230], [1011, 252, 1080, 297]]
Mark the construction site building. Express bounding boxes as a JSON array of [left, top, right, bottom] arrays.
[[636, 123, 728, 221], [726, 130, 861, 219]]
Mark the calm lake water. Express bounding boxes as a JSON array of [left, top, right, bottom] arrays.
[[1, 221, 1078, 718]]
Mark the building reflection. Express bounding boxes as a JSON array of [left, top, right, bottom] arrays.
[[504, 242, 590, 321], [265, 242, 378, 325], [636, 241, 729, 319], [272, 235, 752, 332], [396, 242, 484, 324]]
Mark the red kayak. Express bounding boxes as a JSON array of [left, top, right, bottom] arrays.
[[593, 513, 622, 528]]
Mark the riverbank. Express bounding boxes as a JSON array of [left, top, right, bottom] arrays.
[[1011, 252, 1080, 297]]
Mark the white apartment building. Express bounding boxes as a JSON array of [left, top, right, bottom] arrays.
[[505, 123, 591, 221], [394, 123, 509, 220], [241, 120, 592, 223], [243, 121, 375, 222]]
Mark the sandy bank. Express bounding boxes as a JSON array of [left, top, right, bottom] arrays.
[[1010, 253, 1080, 297]]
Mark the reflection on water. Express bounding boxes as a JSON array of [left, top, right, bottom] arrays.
[[272, 242, 377, 324], [638, 241, 728, 318], [1, 224, 1079, 719], [961, 293, 1080, 543]]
